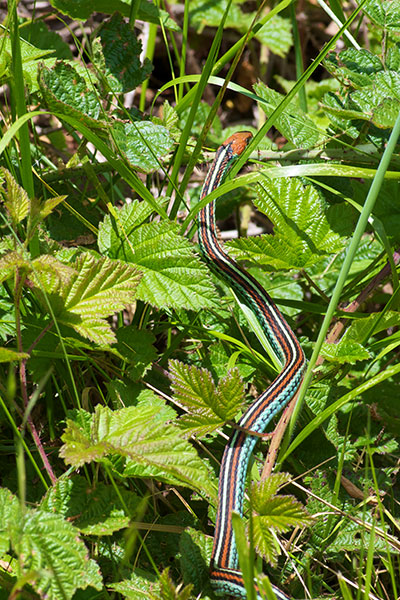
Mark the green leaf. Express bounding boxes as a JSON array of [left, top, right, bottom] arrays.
[[169, 359, 245, 435], [250, 519, 278, 566], [31, 255, 76, 293], [189, 0, 245, 33], [0, 487, 102, 599], [361, 0, 400, 31], [368, 180, 400, 243], [0, 347, 29, 362], [159, 99, 180, 131], [0, 168, 29, 224], [342, 310, 400, 345], [112, 120, 174, 173], [17, 509, 103, 599], [321, 340, 371, 364], [60, 405, 217, 499], [98, 200, 155, 255], [0, 488, 20, 554], [109, 568, 159, 599], [254, 14, 292, 58], [116, 326, 157, 381], [231, 512, 255, 598], [319, 91, 364, 138], [228, 178, 346, 270], [51, 253, 142, 345], [249, 475, 310, 564], [188, 0, 292, 57], [179, 529, 213, 595], [0, 33, 54, 91], [30, 194, 67, 228], [94, 12, 153, 93], [324, 48, 383, 87], [253, 81, 320, 149], [159, 568, 193, 600], [350, 71, 400, 128], [250, 473, 292, 511], [99, 211, 217, 310], [41, 475, 142, 535], [20, 20, 73, 60], [252, 495, 310, 553], [0, 251, 30, 283], [49, 0, 180, 31], [38, 61, 103, 126]]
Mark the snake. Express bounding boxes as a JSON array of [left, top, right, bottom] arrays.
[[197, 131, 306, 599]]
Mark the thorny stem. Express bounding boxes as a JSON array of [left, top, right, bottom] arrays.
[[15, 268, 57, 485], [315, 247, 400, 367], [261, 389, 300, 480], [262, 248, 400, 477]]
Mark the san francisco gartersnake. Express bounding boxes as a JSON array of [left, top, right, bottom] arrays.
[[198, 132, 306, 599]]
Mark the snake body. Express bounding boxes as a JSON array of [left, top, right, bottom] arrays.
[[198, 132, 306, 599]]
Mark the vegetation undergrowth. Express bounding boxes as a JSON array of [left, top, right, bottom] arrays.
[[0, 1, 399, 599]]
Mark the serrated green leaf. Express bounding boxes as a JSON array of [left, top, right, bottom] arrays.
[[228, 178, 346, 270], [20, 20, 73, 60], [32, 255, 76, 293], [254, 14, 292, 58], [109, 568, 159, 599], [189, 0, 244, 33], [387, 43, 400, 70], [361, 0, 400, 31], [31, 194, 67, 224], [159, 100, 180, 131], [94, 13, 152, 93], [50, 0, 180, 31], [0, 251, 31, 283], [0, 488, 102, 599], [169, 359, 244, 435], [116, 326, 157, 380], [251, 519, 278, 565], [321, 340, 370, 364], [51, 253, 142, 345], [350, 71, 400, 128], [41, 475, 142, 535], [179, 529, 213, 595], [38, 61, 103, 126], [217, 369, 246, 419], [0, 168, 29, 224], [99, 212, 217, 310], [324, 49, 383, 87], [159, 568, 193, 600], [319, 91, 364, 138], [252, 495, 311, 534], [60, 405, 217, 499], [16, 508, 103, 599], [0, 347, 29, 362], [250, 473, 292, 511], [254, 81, 320, 149], [112, 120, 174, 173], [0, 487, 21, 554], [98, 200, 155, 255], [343, 310, 400, 345]]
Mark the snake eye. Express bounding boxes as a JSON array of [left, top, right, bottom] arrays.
[[223, 131, 253, 156]]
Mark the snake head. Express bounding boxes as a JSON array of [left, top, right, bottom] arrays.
[[222, 131, 253, 157]]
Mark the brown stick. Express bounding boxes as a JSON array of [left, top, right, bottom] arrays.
[[315, 248, 400, 367], [261, 248, 400, 478], [261, 388, 301, 480]]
